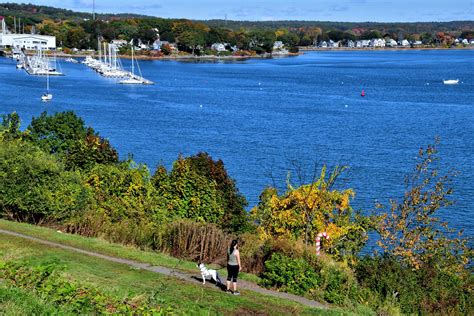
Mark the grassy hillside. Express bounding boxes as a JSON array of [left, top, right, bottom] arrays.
[[0, 220, 345, 315]]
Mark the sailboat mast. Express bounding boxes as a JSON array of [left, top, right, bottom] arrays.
[[131, 45, 134, 76], [98, 37, 101, 62]]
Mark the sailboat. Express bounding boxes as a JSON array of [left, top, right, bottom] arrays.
[[41, 71, 52, 102], [119, 43, 153, 85]]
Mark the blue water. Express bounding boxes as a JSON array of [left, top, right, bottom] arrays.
[[1, 50, 473, 243]]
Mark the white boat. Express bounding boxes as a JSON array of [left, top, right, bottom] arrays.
[[41, 70, 53, 102], [119, 44, 154, 85], [65, 57, 79, 63], [443, 79, 459, 85], [41, 93, 53, 102], [119, 77, 143, 84]]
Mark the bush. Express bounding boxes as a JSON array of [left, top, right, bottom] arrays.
[[261, 253, 319, 295], [0, 141, 91, 223], [355, 255, 474, 315]]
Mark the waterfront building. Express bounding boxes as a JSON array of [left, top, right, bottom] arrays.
[[347, 40, 355, 48], [386, 39, 398, 47], [328, 40, 340, 48], [111, 39, 127, 47], [211, 43, 227, 52], [400, 39, 410, 46], [0, 17, 56, 49]]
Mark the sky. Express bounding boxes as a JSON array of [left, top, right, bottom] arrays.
[[4, 0, 474, 22]]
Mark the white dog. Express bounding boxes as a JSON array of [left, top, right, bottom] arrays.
[[197, 263, 221, 285]]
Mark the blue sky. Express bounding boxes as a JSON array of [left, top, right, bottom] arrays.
[[5, 0, 474, 21]]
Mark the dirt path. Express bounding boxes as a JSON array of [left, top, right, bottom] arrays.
[[0, 228, 327, 310]]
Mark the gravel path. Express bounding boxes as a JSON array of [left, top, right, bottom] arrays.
[[0, 228, 327, 310]]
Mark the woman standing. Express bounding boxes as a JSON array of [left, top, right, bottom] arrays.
[[226, 239, 241, 295]]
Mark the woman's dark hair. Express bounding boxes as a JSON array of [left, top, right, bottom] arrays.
[[229, 239, 238, 254]]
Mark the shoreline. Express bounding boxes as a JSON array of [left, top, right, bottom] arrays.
[[298, 46, 474, 52], [5, 46, 471, 62], [41, 52, 301, 61]]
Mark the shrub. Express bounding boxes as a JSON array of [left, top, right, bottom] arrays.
[[355, 255, 474, 315], [261, 253, 319, 295], [0, 141, 91, 223], [304, 254, 362, 306]]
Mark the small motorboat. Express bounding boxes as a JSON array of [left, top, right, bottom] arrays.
[[361, 89, 365, 97], [443, 79, 459, 85]]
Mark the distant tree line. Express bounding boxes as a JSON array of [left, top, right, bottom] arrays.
[[0, 3, 473, 54]]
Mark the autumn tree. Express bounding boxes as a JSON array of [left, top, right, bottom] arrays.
[[375, 140, 472, 273], [251, 165, 368, 260]]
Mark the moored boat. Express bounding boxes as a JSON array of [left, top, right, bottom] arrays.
[[443, 79, 459, 85]]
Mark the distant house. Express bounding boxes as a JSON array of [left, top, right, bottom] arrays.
[[370, 38, 385, 47], [153, 40, 169, 50], [413, 40, 423, 46], [319, 41, 327, 48], [211, 43, 227, 52], [347, 40, 355, 48], [470, 40, 474, 45], [111, 39, 127, 47], [359, 40, 370, 47], [400, 39, 410, 46], [273, 41, 284, 50], [328, 40, 339, 48], [386, 39, 398, 47], [462, 39, 469, 45]]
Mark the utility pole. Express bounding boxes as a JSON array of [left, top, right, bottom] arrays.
[[92, 0, 96, 20]]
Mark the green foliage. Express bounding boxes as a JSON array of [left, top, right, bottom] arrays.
[[84, 162, 165, 224], [0, 140, 91, 223], [27, 111, 118, 170], [152, 156, 225, 224], [64, 133, 119, 171], [355, 255, 474, 315], [185, 152, 250, 233], [261, 253, 319, 295], [1, 112, 22, 141], [0, 260, 171, 314], [27, 111, 89, 155]]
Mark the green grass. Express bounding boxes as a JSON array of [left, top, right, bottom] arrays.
[[0, 219, 260, 283], [0, 223, 342, 315], [0, 282, 75, 315]]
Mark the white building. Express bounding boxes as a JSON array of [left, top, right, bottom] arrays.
[[0, 17, 56, 49], [273, 41, 284, 50], [319, 41, 327, 48], [356, 40, 370, 48], [386, 39, 398, 47], [400, 39, 410, 46], [347, 40, 355, 48], [211, 43, 227, 52], [111, 39, 128, 47], [328, 40, 339, 48], [370, 38, 386, 47]]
